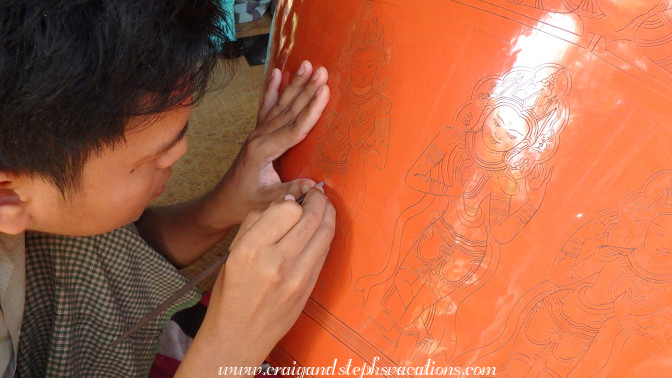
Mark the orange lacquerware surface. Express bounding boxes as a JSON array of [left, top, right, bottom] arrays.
[[267, 1, 672, 376]]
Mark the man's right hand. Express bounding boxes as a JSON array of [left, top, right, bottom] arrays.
[[177, 186, 335, 376]]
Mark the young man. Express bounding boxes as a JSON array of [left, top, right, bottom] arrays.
[[0, 0, 333, 376]]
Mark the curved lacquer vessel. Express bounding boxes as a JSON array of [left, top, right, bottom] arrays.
[[268, 1, 672, 376]]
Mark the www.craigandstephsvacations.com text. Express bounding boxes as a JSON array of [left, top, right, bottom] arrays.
[[218, 358, 496, 377]]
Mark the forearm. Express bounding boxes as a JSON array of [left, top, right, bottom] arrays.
[[405, 172, 465, 196], [490, 179, 550, 242], [492, 201, 538, 241], [549, 234, 586, 284], [136, 192, 236, 268]]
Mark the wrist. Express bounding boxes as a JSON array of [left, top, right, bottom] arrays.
[[189, 318, 269, 373], [196, 185, 246, 231]]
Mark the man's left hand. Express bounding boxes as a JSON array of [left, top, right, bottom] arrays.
[[205, 60, 330, 229]]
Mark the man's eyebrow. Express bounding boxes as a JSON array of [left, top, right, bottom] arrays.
[[155, 122, 188, 155]]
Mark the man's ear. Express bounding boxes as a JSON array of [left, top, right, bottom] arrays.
[[0, 172, 30, 235]]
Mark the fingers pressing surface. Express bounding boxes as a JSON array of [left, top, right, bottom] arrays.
[[279, 67, 329, 128], [265, 61, 314, 121], [257, 68, 282, 123], [261, 65, 328, 135], [255, 83, 330, 162]]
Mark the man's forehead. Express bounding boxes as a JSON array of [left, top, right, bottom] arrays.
[[123, 107, 190, 153]]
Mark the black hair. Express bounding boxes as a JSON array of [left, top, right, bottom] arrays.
[[0, 0, 231, 192]]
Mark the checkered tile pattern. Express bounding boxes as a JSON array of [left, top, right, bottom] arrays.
[[18, 224, 200, 377]]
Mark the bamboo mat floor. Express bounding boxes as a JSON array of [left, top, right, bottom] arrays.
[[151, 57, 265, 291]]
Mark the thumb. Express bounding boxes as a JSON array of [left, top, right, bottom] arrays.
[[271, 178, 319, 201]]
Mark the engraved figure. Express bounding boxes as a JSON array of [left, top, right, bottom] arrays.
[[457, 171, 672, 377], [505, 0, 672, 84], [507, 0, 605, 19], [357, 64, 571, 365], [316, 1, 391, 285], [615, 1, 672, 74]]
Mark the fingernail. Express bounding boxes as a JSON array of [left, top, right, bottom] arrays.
[[297, 61, 307, 75], [284, 194, 296, 201], [311, 66, 323, 81], [314, 182, 325, 193]]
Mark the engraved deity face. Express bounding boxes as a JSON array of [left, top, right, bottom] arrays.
[[644, 213, 672, 262], [481, 105, 531, 152], [349, 48, 379, 89]]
